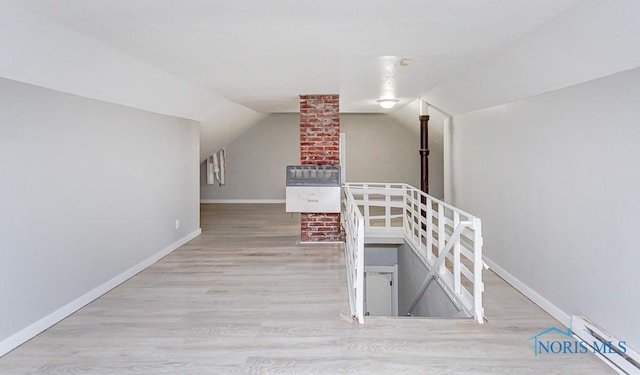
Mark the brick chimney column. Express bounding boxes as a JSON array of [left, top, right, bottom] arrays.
[[299, 94, 341, 242]]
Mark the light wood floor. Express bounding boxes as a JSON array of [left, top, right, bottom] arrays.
[[0, 204, 613, 374]]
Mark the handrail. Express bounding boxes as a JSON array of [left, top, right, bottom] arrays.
[[342, 182, 485, 324]]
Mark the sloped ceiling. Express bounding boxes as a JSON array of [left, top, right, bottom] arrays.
[[425, 0, 640, 115], [2, 0, 639, 158]]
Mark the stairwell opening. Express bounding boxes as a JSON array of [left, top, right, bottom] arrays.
[[364, 242, 471, 319], [342, 182, 484, 324]]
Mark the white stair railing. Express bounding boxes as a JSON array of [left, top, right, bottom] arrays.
[[404, 220, 471, 314], [342, 183, 485, 324], [341, 187, 365, 323]]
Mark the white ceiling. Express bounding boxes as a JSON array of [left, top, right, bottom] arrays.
[[11, 0, 582, 113]]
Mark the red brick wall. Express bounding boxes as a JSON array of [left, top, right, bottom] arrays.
[[299, 94, 341, 242]]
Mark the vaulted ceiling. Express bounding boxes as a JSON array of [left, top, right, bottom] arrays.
[[2, 0, 639, 159]]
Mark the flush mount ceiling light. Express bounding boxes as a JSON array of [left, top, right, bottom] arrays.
[[399, 57, 412, 67], [376, 98, 399, 109]]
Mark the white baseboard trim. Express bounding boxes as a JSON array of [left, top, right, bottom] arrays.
[[0, 228, 201, 357], [201, 199, 285, 204], [299, 241, 344, 244], [484, 256, 571, 327]]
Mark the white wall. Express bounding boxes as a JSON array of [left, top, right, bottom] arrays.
[[199, 106, 266, 162], [451, 67, 640, 351], [200, 114, 299, 200], [200, 113, 421, 200], [342, 113, 420, 188], [0, 78, 200, 354], [0, 2, 265, 165]]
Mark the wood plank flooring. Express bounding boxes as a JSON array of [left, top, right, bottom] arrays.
[[0, 204, 613, 374]]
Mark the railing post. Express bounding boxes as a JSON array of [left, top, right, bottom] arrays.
[[453, 212, 461, 294], [355, 217, 365, 323], [472, 217, 484, 323], [408, 190, 416, 243], [363, 184, 370, 231], [426, 196, 433, 262], [437, 203, 446, 275], [415, 190, 420, 243], [385, 185, 391, 229], [402, 185, 409, 234]]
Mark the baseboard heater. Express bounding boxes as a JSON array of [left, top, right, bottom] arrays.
[[571, 315, 640, 374]]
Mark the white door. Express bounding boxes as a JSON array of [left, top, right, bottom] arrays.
[[365, 272, 393, 316]]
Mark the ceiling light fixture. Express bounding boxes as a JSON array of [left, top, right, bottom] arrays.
[[376, 99, 399, 109], [399, 57, 412, 67]]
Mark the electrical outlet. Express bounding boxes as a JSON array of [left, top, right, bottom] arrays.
[[175, 219, 180, 229]]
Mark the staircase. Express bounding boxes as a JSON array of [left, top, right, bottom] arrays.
[[342, 183, 486, 324]]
